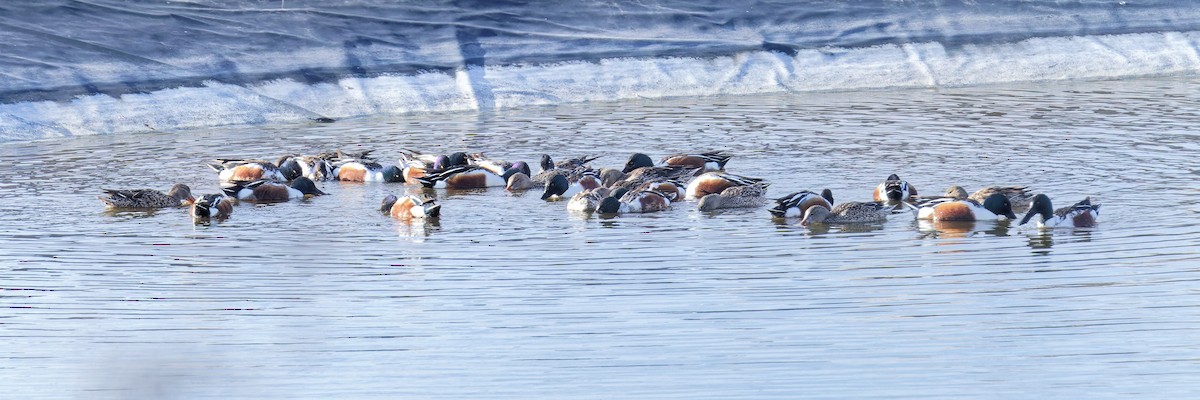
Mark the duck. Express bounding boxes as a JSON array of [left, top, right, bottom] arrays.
[[609, 165, 700, 191], [415, 165, 525, 189], [546, 154, 600, 170], [697, 182, 770, 211], [945, 185, 1035, 213], [800, 201, 895, 225], [542, 170, 604, 201], [531, 154, 598, 185], [767, 189, 834, 218], [622, 151, 732, 173], [633, 180, 685, 202], [277, 154, 335, 181], [380, 194, 442, 219], [190, 194, 234, 222], [98, 184, 194, 209], [1018, 194, 1100, 228], [597, 189, 672, 214], [222, 176, 327, 202], [684, 172, 765, 200], [873, 174, 918, 202], [910, 193, 1018, 222], [331, 159, 404, 182], [567, 187, 627, 212], [209, 159, 287, 182]]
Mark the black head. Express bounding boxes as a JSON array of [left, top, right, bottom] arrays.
[[540, 154, 554, 171], [290, 177, 327, 196], [541, 174, 569, 200], [382, 165, 403, 183], [1019, 194, 1053, 225], [609, 187, 630, 200], [447, 152, 468, 167], [380, 194, 399, 213], [597, 196, 621, 214], [278, 157, 303, 181], [433, 155, 451, 169], [511, 161, 532, 176], [821, 188, 834, 204], [623, 153, 654, 173], [982, 193, 1017, 220], [886, 173, 901, 181]]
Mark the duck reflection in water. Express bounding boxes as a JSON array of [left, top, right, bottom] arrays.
[[916, 219, 1013, 239]]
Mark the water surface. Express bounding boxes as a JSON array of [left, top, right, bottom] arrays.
[[2, 76, 1200, 398]]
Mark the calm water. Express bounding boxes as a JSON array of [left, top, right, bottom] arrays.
[[2, 76, 1200, 399]]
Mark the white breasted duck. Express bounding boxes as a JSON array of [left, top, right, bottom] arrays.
[[331, 159, 404, 183], [873, 174, 918, 202], [209, 159, 287, 182], [567, 187, 627, 212], [597, 189, 672, 214], [1018, 194, 1100, 228], [911, 193, 1018, 222], [190, 194, 234, 222], [684, 171, 765, 200], [98, 184, 194, 209], [768, 189, 834, 218], [416, 165, 527, 189], [222, 176, 327, 202], [381, 194, 442, 219], [278, 154, 336, 181], [542, 169, 604, 201]]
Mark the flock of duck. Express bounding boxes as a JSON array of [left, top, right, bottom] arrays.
[[97, 149, 1101, 229]]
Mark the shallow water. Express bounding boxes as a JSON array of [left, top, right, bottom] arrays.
[[2, 76, 1200, 399]]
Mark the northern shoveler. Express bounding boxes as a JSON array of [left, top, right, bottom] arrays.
[[696, 182, 770, 211], [222, 176, 327, 202], [209, 159, 287, 182], [332, 160, 403, 182], [661, 151, 732, 171], [946, 185, 1036, 213], [98, 184, 194, 209], [911, 193, 1018, 221], [532, 154, 599, 185], [633, 180, 685, 202], [622, 151, 732, 173], [800, 201, 895, 225], [1018, 194, 1100, 228], [415, 165, 516, 189], [190, 194, 233, 222], [610, 165, 700, 191], [505, 172, 535, 191], [598, 168, 625, 187], [597, 189, 672, 214], [767, 189, 834, 218], [545, 154, 600, 170], [380, 194, 442, 219], [684, 172, 765, 200], [542, 170, 603, 201], [278, 154, 336, 181], [567, 187, 626, 212], [873, 174, 918, 202]]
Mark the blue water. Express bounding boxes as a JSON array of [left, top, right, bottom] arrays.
[[3, 1, 1200, 140]]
